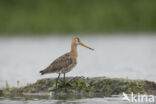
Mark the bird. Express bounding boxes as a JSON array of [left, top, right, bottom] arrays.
[[40, 37, 94, 88]]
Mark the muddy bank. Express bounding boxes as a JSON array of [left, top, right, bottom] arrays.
[[1, 76, 156, 97]]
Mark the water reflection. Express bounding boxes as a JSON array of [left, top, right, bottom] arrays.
[[1, 95, 155, 104]]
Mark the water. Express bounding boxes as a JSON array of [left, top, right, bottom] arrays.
[[0, 98, 128, 104], [0, 35, 156, 87], [0, 96, 130, 104], [0, 34, 156, 103], [0, 95, 155, 104]]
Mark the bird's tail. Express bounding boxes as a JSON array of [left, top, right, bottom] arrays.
[[40, 70, 45, 75], [40, 66, 52, 75]]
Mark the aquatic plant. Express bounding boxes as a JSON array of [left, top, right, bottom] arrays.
[[5, 81, 9, 90], [17, 80, 20, 87]]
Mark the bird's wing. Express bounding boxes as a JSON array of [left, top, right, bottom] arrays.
[[50, 53, 73, 72]]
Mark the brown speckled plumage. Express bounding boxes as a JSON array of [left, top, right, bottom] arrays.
[[40, 52, 77, 75]]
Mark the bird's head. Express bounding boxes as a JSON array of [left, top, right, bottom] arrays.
[[72, 37, 94, 51]]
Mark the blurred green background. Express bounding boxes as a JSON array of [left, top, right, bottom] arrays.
[[0, 0, 156, 35]]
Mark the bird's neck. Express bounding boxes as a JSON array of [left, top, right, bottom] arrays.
[[70, 43, 78, 58]]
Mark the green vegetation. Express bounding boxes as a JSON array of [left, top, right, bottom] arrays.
[[0, 80, 20, 95], [48, 78, 92, 92], [1, 81, 16, 91], [5, 81, 9, 90], [0, 0, 156, 35], [2, 77, 156, 97]]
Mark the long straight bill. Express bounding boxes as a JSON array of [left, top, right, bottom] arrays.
[[80, 42, 94, 51]]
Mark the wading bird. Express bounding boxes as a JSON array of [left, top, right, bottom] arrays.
[[40, 37, 94, 88]]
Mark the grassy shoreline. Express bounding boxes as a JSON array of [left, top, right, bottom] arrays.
[[1, 76, 156, 97]]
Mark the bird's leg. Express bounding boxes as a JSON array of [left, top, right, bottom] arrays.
[[56, 73, 61, 89], [63, 73, 67, 92], [63, 73, 66, 85]]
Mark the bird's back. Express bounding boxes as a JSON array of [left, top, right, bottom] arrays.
[[40, 52, 76, 75]]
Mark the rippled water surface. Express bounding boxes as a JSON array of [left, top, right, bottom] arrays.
[[0, 96, 125, 104], [0, 95, 156, 104]]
